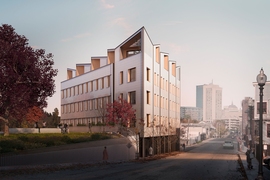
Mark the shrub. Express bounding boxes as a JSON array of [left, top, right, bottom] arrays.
[[0, 132, 113, 154], [91, 133, 101, 140], [61, 135, 72, 143], [0, 139, 26, 153], [18, 135, 29, 142]]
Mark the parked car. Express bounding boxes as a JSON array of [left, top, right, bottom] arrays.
[[223, 141, 234, 149], [263, 156, 270, 167]]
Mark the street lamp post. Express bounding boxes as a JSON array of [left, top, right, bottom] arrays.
[[248, 98, 254, 151], [256, 68, 267, 180]]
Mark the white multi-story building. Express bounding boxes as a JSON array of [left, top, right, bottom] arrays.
[[61, 27, 181, 157], [196, 83, 222, 122]]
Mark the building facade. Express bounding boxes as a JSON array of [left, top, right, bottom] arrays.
[[180, 106, 203, 121], [241, 97, 251, 137], [221, 103, 242, 132], [196, 83, 222, 122], [61, 27, 181, 157]]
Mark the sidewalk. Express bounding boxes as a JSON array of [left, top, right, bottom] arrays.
[[239, 145, 270, 180]]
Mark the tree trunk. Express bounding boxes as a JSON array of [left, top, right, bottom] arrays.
[[4, 123, 9, 136]]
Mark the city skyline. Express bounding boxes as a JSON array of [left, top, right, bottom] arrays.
[[1, 0, 270, 114]]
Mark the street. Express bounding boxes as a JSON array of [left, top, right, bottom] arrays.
[[2, 138, 245, 180]]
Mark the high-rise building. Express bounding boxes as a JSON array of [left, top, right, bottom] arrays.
[[61, 27, 181, 157], [196, 83, 222, 122]]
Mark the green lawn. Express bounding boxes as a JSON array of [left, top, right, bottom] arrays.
[[0, 133, 118, 154]]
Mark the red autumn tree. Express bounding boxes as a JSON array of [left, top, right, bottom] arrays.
[[106, 97, 136, 133], [26, 106, 43, 123], [0, 24, 58, 135]]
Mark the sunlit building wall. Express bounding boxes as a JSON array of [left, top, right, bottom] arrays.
[[60, 27, 181, 146]]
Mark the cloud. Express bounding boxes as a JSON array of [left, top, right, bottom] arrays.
[[111, 17, 133, 35], [100, 0, 114, 9], [61, 32, 91, 42]]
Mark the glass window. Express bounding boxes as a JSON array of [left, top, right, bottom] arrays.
[[95, 99, 98, 109], [76, 86, 79, 95], [147, 68, 150, 82], [80, 101, 83, 111], [119, 93, 123, 100], [101, 78, 104, 89], [89, 100, 92, 110], [96, 80, 99, 90], [75, 103, 79, 112], [128, 91, 136, 104], [147, 114, 150, 127], [84, 101, 88, 111], [85, 83, 88, 93], [120, 71, 123, 84], [128, 68, 136, 82], [257, 102, 267, 114], [90, 81, 93, 91], [147, 91, 150, 104]]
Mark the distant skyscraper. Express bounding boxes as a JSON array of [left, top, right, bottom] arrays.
[[196, 83, 222, 122]]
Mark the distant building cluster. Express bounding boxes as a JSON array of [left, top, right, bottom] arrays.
[[221, 103, 241, 131], [181, 82, 222, 123], [180, 83, 242, 132]]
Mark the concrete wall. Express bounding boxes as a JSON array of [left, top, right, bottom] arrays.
[[0, 127, 118, 134], [8, 128, 61, 134], [68, 126, 118, 133]]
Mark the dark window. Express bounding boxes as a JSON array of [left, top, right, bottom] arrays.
[[128, 68, 136, 82], [146, 68, 150, 82], [120, 71, 123, 84], [127, 50, 140, 57], [129, 91, 136, 104], [256, 102, 267, 114]]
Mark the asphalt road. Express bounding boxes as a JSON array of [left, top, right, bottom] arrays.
[[2, 138, 245, 180]]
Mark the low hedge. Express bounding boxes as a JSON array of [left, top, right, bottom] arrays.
[[0, 133, 111, 154]]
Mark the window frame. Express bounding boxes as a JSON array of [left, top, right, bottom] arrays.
[[128, 68, 136, 82], [128, 91, 136, 104]]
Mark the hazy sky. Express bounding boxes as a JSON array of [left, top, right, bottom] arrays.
[[1, 0, 270, 114]]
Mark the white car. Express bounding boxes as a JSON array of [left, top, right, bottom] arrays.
[[223, 141, 234, 149]]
